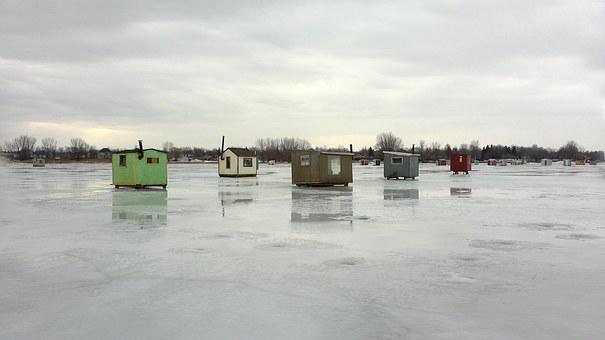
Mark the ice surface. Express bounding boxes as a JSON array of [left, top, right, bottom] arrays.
[[1, 162, 604, 339]]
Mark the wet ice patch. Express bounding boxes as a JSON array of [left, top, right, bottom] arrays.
[[555, 233, 602, 241], [200, 231, 269, 240], [469, 239, 548, 252], [517, 222, 574, 231], [450, 253, 495, 266], [169, 247, 212, 254], [201, 233, 232, 239], [323, 257, 366, 267], [438, 272, 476, 284], [256, 239, 338, 251]]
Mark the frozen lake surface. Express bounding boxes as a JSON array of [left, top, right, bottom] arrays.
[[1, 161, 604, 339]]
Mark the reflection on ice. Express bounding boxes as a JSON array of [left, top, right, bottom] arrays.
[[219, 191, 255, 206], [112, 189, 167, 226], [218, 177, 259, 187], [219, 189, 256, 217], [450, 187, 472, 196], [383, 188, 419, 200], [290, 187, 353, 232]]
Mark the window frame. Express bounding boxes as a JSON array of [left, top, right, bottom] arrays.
[[327, 155, 341, 176], [300, 154, 311, 167], [226, 156, 231, 169], [147, 157, 159, 164], [391, 157, 403, 164], [243, 157, 253, 167], [119, 155, 127, 167]]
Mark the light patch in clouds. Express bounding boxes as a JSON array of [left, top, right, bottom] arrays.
[[25, 121, 138, 148], [1, 0, 604, 150]]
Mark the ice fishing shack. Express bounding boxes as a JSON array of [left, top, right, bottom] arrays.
[[541, 159, 553, 166], [112, 141, 168, 189], [217, 136, 257, 177], [291, 150, 353, 186], [450, 153, 472, 174], [218, 148, 257, 177], [383, 152, 419, 180], [32, 157, 46, 167]]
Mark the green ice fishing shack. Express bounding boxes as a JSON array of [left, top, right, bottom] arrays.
[[112, 140, 168, 189]]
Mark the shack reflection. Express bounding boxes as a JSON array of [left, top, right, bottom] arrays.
[[219, 189, 256, 217], [112, 189, 167, 227], [450, 187, 472, 197], [383, 188, 419, 200], [290, 187, 353, 232]]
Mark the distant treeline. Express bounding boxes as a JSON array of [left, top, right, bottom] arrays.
[[2, 136, 101, 161], [2, 133, 603, 162]]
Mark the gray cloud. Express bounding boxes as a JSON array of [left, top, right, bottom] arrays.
[[1, 0, 604, 149]]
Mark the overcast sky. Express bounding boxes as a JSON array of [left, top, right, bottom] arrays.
[[1, 0, 604, 151]]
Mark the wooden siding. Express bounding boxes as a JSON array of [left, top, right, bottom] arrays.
[[292, 150, 352, 186]]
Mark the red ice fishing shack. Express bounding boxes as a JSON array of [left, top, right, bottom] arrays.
[[450, 153, 472, 174]]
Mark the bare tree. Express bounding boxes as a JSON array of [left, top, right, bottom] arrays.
[[429, 141, 442, 160], [558, 140, 582, 160], [375, 132, 402, 151], [69, 138, 89, 160], [5, 135, 37, 160], [255, 137, 312, 162], [418, 140, 426, 160], [162, 141, 177, 160], [470, 140, 480, 160], [40, 137, 58, 158]]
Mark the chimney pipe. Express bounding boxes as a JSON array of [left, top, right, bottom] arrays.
[[138, 140, 144, 159], [412, 144, 415, 154], [220, 136, 225, 160], [349, 144, 353, 153]]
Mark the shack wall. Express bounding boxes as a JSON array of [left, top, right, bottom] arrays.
[[237, 156, 257, 176], [291, 151, 320, 184], [136, 150, 168, 186], [219, 149, 238, 176], [318, 154, 353, 185], [112, 153, 138, 186]]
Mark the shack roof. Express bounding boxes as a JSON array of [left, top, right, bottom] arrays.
[[112, 148, 167, 154], [383, 151, 419, 157], [319, 151, 354, 156], [226, 147, 256, 157], [294, 150, 354, 156]]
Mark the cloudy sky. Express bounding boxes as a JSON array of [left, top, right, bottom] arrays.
[[1, 0, 604, 150]]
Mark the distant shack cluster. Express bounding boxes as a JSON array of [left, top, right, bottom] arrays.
[[98, 139, 599, 189]]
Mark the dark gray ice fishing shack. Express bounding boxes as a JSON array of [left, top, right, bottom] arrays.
[[383, 151, 419, 180]]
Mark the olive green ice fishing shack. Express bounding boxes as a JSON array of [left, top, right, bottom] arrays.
[[291, 150, 353, 186], [112, 141, 168, 189]]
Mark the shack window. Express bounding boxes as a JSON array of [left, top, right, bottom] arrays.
[[119, 155, 127, 167], [226, 156, 231, 169], [147, 157, 159, 164], [243, 158, 253, 167], [328, 155, 341, 176], [300, 155, 310, 167], [391, 157, 402, 164]]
